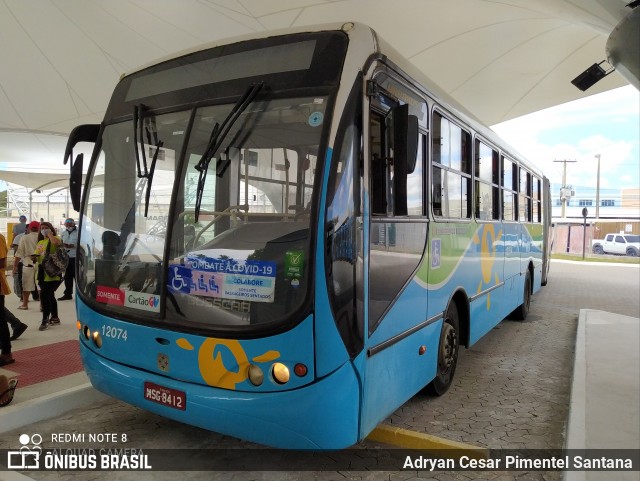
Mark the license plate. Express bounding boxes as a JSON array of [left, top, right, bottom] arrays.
[[144, 381, 186, 411]]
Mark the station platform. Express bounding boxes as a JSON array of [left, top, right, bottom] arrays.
[[1, 261, 638, 460], [0, 278, 107, 434]]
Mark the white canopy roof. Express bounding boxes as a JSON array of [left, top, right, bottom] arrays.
[[0, 0, 634, 183]]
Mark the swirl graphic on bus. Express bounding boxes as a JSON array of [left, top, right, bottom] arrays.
[[177, 337, 280, 389], [473, 224, 502, 310]]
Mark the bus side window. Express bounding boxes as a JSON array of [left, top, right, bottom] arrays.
[[431, 111, 471, 219]]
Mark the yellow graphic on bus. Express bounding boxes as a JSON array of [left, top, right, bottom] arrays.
[[177, 337, 280, 389], [176, 338, 194, 350], [473, 225, 502, 310]]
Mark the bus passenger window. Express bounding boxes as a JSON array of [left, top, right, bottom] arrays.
[[502, 157, 518, 221], [474, 140, 500, 220], [519, 168, 532, 222], [431, 111, 471, 219], [533, 177, 541, 223]]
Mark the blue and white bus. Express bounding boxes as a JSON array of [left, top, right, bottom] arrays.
[[65, 22, 551, 449]]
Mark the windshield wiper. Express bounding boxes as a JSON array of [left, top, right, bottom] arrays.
[[193, 82, 263, 221], [133, 104, 148, 178], [133, 104, 164, 217]]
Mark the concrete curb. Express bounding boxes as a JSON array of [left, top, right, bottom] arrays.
[[0, 383, 108, 435], [563, 309, 587, 481], [367, 424, 488, 458]]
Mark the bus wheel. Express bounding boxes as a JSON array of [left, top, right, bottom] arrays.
[[511, 271, 531, 321], [425, 303, 459, 396]]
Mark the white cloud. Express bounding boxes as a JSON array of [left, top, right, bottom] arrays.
[[491, 86, 639, 190]]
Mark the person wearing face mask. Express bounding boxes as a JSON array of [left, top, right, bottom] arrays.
[[58, 218, 77, 301], [33, 222, 63, 331], [13, 221, 41, 310]]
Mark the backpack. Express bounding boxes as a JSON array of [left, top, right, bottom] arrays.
[[43, 240, 69, 278]]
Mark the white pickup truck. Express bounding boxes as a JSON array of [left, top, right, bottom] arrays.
[[592, 233, 640, 257]]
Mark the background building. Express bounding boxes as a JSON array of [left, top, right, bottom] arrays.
[[551, 182, 640, 220]]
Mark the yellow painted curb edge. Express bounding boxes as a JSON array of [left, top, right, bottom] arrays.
[[367, 424, 489, 459]]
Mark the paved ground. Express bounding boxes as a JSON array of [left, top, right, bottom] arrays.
[[1, 260, 638, 481]]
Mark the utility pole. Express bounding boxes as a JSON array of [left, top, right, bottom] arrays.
[[595, 154, 601, 219], [554, 159, 577, 218]]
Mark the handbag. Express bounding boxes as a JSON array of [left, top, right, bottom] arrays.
[[13, 268, 22, 298], [42, 240, 69, 278]]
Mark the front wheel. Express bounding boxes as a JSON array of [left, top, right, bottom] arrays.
[[425, 303, 459, 396], [626, 248, 638, 257]]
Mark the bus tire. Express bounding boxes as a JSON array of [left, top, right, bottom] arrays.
[[511, 271, 531, 321], [425, 303, 459, 396]]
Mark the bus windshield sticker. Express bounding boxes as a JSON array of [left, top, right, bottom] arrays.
[[95, 286, 160, 312], [308, 112, 323, 127], [285, 250, 305, 279], [223, 274, 275, 303], [96, 286, 125, 306], [169, 257, 277, 303], [125, 291, 161, 312]]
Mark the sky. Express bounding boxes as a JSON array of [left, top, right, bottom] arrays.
[[491, 85, 640, 193]]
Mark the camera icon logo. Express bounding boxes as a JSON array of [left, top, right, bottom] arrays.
[[7, 434, 42, 469]]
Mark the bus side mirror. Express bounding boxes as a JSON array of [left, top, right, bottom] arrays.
[[392, 104, 419, 216], [70, 154, 83, 212], [64, 124, 100, 165], [64, 124, 100, 212]]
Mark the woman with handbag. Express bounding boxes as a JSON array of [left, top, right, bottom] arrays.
[[33, 222, 64, 331]]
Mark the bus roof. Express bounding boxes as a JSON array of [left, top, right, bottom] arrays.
[[122, 21, 544, 178]]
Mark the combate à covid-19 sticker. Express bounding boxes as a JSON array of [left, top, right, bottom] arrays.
[[169, 256, 277, 303]]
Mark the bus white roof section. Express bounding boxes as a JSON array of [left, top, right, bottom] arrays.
[[0, 0, 634, 175]]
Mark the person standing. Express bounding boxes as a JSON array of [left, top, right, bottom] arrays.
[[13, 221, 40, 310], [34, 222, 63, 331], [12, 215, 27, 238], [10, 231, 24, 300], [58, 218, 77, 301], [10, 231, 24, 255], [1, 227, 27, 341], [0, 233, 15, 366], [5, 308, 27, 341], [11, 230, 39, 302]]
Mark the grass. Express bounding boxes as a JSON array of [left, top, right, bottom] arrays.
[[551, 253, 640, 264]]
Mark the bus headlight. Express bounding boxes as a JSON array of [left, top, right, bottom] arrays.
[[92, 330, 102, 348], [272, 363, 290, 384], [83, 325, 91, 340], [248, 364, 264, 386]]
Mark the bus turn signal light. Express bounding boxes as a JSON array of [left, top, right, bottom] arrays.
[[294, 363, 307, 377]]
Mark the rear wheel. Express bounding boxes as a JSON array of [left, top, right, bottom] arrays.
[[425, 303, 459, 396], [593, 244, 604, 255], [511, 271, 531, 321]]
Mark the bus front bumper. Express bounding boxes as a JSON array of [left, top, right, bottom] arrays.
[[80, 342, 360, 449]]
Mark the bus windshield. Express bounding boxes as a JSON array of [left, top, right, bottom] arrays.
[[78, 94, 328, 333]]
